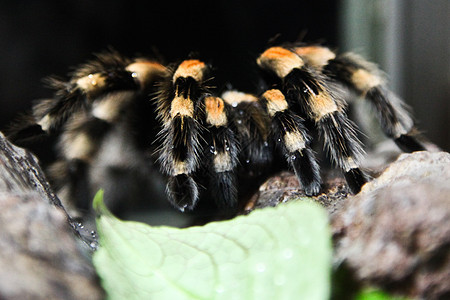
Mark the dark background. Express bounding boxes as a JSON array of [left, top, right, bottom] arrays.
[[1, 0, 448, 150], [0, 0, 338, 127]]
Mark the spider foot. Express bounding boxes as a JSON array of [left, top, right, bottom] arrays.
[[167, 174, 199, 212], [394, 134, 426, 153]]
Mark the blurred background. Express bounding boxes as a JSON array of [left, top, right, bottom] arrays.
[[1, 0, 449, 150]]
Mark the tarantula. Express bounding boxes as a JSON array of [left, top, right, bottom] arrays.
[[6, 44, 426, 214]]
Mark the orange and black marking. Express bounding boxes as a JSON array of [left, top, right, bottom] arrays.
[[203, 96, 239, 207], [257, 46, 305, 78], [294, 45, 336, 68], [6, 43, 429, 215], [7, 51, 167, 211], [323, 52, 425, 151], [205, 96, 227, 127], [258, 46, 341, 122], [260, 89, 321, 196], [30, 53, 164, 137], [221, 90, 258, 107], [155, 59, 211, 211], [126, 60, 168, 90], [257, 46, 368, 194]]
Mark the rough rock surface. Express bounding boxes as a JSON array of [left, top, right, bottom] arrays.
[[246, 150, 450, 299], [0, 133, 103, 299], [0, 193, 103, 299], [1, 126, 448, 299], [244, 170, 349, 214], [332, 151, 450, 299]]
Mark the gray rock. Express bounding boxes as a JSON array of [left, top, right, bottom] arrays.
[[332, 151, 450, 299], [0, 133, 103, 299], [0, 192, 103, 300]]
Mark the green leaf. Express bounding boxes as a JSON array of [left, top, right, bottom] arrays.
[[93, 191, 332, 300], [355, 288, 410, 300]]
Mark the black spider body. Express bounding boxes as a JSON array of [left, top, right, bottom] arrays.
[[6, 43, 427, 214]]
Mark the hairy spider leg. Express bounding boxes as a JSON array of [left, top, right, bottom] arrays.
[[156, 59, 210, 211], [203, 96, 239, 208], [28, 53, 166, 210], [260, 89, 321, 195], [258, 46, 368, 194], [295, 46, 425, 153]]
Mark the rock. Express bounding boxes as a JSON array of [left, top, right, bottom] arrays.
[[245, 151, 450, 299], [0, 133, 103, 299], [332, 151, 450, 299], [2, 127, 449, 299], [244, 170, 349, 214], [0, 192, 103, 300]]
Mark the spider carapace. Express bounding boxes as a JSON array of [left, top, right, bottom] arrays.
[[6, 44, 426, 214]]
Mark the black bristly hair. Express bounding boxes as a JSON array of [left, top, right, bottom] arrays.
[[257, 46, 368, 194], [259, 89, 321, 196], [306, 49, 426, 152], [5, 41, 432, 216], [7, 50, 167, 215], [155, 59, 210, 211], [202, 96, 240, 209], [156, 59, 245, 211], [222, 91, 273, 179]]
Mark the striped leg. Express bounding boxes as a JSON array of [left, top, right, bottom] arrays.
[[286, 69, 368, 193], [260, 89, 321, 196], [204, 96, 239, 207], [257, 46, 368, 193], [324, 53, 426, 152], [156, 59, 209, 211]]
